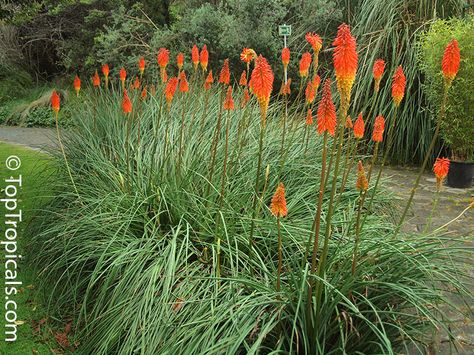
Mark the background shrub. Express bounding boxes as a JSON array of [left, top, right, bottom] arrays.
[[419, 16, 474, 161]]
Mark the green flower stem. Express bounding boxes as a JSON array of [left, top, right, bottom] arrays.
[[276, 215, 282, 293], [249, 118, 266, 248], [352, 190, 366, 275], [394, 86, 448, 237], [55, 111, 80, 200]]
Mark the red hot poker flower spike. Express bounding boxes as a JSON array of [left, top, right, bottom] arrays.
[[223, 86, 234, 110], [299, 52, 312, 78], [305, 81, 316, 104], [281, 47, 290, 69], [177, 53, 184, 70], [239, 70, 247, 86], [122, 90, 132, 114], [356, 161, 369, 191], [373, 59, 385, 93], [280, 78, 291, 96], [442, 39, 460, 85], [317, 79, 337, 136], [157, 48, 170, 68], [219, 59, 230, 85], [119, 67, 126, 82], [200, 45, 209, 71], [249, 55, 274, 122], [306, 32, 322, 53], [204, 70, 214, 90], [391, 66, 406, 107], [102, 64, 109, 78], [345, 115, 353, 129], [353, 112, 365, 139], [333, 23, 358, 100], [138, 57, 145, 75], [73, 75, 81, 96], [306, 108, 313, 125], [165, 77, 179, 108], [192, 45, 199, 70], [179, 71, 189, 93], [372, 115, 385, 142], [433, 157, 450, 190], [51, 90, 60, 113], [270, 183, 288, 218], [92, 70, 100, 87]]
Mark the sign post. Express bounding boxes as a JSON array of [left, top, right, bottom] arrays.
[[278, 24, 291, 84]]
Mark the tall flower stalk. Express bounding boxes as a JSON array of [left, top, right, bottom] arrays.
[[51, 90, 80, 200], [395, 39, 460, 236], [248, 55, 274, 247], [314, 23, 357, 320], [270, 183, 288, 293]]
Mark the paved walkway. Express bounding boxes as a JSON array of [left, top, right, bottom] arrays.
[[0, 126, 56, 151], [1, 126, 472, 353]]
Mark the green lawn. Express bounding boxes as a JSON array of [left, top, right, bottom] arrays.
[[0, 142, 57, 353]]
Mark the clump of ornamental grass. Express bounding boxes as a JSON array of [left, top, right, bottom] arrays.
[[28, 37, 472, 354]]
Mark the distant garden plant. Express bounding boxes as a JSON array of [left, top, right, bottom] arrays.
[[28, 22, 472, 354], [419, 16, 474, 161]]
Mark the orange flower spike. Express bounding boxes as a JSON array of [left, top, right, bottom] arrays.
[[73, 75, 81, 96], [345, 115, 353, 129], [391, 66, 406, 107], [191, 45, 199, 70], [219, 59, 231, 85], [204, 70, 214, 90], [51, 90, 60, 114], [140, 87, 147, 100], [241, 87, 250, 108], [249, 55, 274, 122], [239, 71, 247, 86], [312, 74, 321, 93], [442, 39, 460, 86], [306, 32, 322, 53], [433, 157, 450, 189], [280, 78, 291, 96], [102, 64, 109, 79], [200, 45, 209, 71], [119, 67, 127, 88], [122, 90, 132, 114], [299, 52, 312, 78], [333, 23, 358, 100], [177, 52, 184, 70], [316, 79, 337, 136], [223, 86, 234, 110], [281, 47, 290, 69], [179, 71, 189, 93], [356, 161, 369, 191], [157, 48, 170, 68], [305, 81, 315, 104], [372, 115, 385, 142], [92, 70, 100, 87], [240, 48, 256, 63], [306, 108, 313, 125], [373, 59, 385, 93], [353, 113, 365, 139], [133, 77, 140, 90], [165, 77, 179, 108], [138, 57, 145, 75], [270, 183, 288, 218]]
